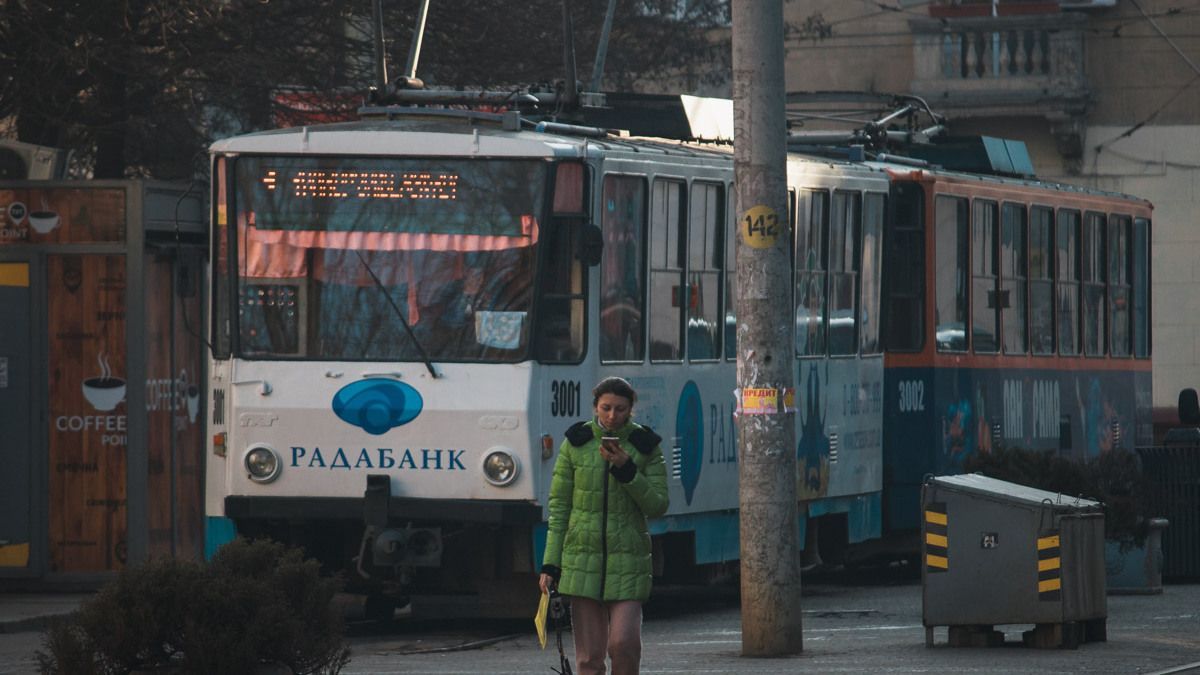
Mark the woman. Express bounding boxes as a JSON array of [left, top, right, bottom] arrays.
[[539, 377, 669, 675]]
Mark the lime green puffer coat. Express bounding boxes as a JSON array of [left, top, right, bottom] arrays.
[[542, 419, 669, 603]]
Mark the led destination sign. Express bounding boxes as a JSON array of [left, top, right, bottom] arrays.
[[262, 169, 459, 201], [241, 157, 545, 236]]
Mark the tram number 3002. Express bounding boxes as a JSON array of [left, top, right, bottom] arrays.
[[551, 380, 582, 418], [898, 380, 925, 412]]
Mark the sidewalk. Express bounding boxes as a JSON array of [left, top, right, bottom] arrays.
[[0, 594, 88, 633]]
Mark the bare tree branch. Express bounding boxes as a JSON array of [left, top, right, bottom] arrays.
[[0, 0, 731, 178]]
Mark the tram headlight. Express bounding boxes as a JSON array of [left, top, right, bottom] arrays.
[[482, 448, 518, 486], [244, 445, 282, 483]]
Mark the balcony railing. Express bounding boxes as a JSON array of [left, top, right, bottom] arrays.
[[909, 13, 1089, 116]]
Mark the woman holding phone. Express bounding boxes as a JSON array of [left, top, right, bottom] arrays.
[[539, 376, 669, 675]]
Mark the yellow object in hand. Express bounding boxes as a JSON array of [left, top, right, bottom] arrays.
[[534, 590, 549, 649]]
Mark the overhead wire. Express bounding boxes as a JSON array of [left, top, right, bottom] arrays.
[[786, 1, 1200, 44], [1130, 0, 1200, 74], [778, 1, 1200, 174], [1089, 2, 1200, 37], [1093, 0, 1200, 154], [829, 1, 934, 27], [1095, 144, 1200, 171], [787, 0, 932, 41]]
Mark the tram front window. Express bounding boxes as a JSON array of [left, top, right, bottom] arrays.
[[231, 156, 545, 362]]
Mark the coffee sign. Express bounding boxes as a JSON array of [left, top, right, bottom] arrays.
[[47, 254, 128, 572], [0, 187, 126, 245]]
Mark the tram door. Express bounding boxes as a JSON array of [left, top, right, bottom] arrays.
[[0, 261, 32, 570]]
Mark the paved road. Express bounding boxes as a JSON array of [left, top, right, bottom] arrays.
[[339, 578, 1200, 675], [3, 577, 1197, 674]]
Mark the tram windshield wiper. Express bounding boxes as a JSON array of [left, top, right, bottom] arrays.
[[353, 250, 441, 379]]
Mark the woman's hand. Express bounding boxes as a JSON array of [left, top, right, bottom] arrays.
[[599, 438, 630, 468], [539, 573, 555, 595]]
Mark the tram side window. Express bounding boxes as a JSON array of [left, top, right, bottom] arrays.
[[1001, 203, 1028, 354], [649, 179, 685, 361], [1108, 215, 1132, 357], [884, 183, 924, 352], [860, 193, 884, 354], [1083, 212, 1107, 356], [688, 182, 724, 361], [536, 220, 586, 363], [1133, 217, 1150, 358], [1029, 206, 1055, 355], [971, 200, 999, 353], [724, 186, 737, 360], [1056, 210, 1081, 356], [796, 189, 830, 356], [935, 196, 969, 351], [600, 175, 647, 362], [536, 163, 589, 363], [829, 191, 861, 356]]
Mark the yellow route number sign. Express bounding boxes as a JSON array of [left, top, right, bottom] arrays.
[[740, 205, 780, 249]]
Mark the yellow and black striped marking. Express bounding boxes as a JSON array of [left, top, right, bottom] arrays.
[[1037, 530, 1062, 601], [925, 502, 948, 573]]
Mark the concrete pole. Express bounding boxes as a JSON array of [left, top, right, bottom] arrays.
[[730, 0, 803, 657]]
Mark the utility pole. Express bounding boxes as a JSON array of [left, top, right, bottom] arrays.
[[731, 0, 803, 657]]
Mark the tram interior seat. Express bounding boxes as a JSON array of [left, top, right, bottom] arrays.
[[1162, 387, 1200, 446]]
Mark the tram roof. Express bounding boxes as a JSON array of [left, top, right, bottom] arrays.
[[210, 115, 874, 172], [211, 117, 589, 158], [211, 112, 1150, 208], [869, 160, 1153, 207], [214, 116, 748, 162]]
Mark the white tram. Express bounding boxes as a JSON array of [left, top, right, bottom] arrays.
[[204, 97, 889, 613]]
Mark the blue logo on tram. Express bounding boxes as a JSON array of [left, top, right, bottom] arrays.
[[332, 379, 423, 435], [675, 380, 704, 505], [797, 363, 831, 499]]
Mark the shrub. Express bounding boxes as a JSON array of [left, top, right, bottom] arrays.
[[964, 446, 1151, 550], [36, 538, 350, 675]]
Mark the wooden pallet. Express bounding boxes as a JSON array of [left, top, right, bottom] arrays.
[[924, 618, 1107, 649], [1021, 618, 1107, 649]]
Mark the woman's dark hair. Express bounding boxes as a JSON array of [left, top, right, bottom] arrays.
[[593, 376, 637, 407], [1180, 388, 1200, 426]]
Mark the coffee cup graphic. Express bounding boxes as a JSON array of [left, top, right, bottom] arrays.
[[186, 384, 200, 423], [28, 210, 60, 234], [82, 376, 126, 412], [83, 352, 125, 411]]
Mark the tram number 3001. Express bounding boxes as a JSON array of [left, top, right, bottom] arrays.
[[551, 380, 582, 418]]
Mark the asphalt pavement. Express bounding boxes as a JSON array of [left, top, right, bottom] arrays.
[[0, 593, 86, 635], [1, 575, 1198, 675]]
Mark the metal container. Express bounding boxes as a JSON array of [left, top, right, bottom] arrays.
[[922, 474, 1106, 647]]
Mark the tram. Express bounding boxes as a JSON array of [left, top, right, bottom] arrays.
[[202, 92, 1151, 613]]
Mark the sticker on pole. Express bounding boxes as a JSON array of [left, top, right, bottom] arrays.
[[740, 205, 781, 249], [740, 388, 779, 415], [781, 387, 796, 413]]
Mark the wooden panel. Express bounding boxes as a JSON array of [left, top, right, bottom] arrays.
[[145, 257, 174, 558], [144, 253, 206, 559], [0, 187, 125, 245], [173, 253, 206, 560], [47, 254, 127, 572]]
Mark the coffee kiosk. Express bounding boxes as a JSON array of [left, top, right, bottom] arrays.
[[0, 180, 206, 584]]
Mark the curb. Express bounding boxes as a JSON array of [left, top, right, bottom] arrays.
[[0, 612, 74, 634]]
